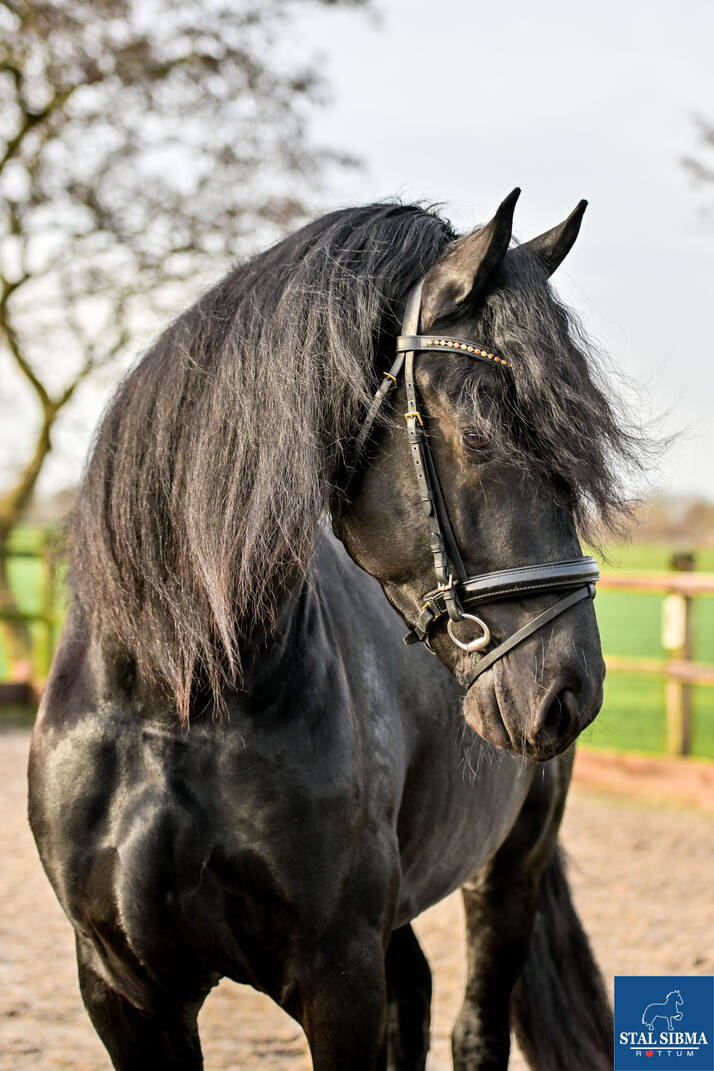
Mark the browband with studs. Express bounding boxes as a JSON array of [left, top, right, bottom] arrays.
[[351, 306, 507, 471], [396, 335, 510, 367]]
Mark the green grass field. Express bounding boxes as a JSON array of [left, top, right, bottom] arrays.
[[2, 529, 714, 757], [581, 544, 714, 758], [0, 526, 65, 683]]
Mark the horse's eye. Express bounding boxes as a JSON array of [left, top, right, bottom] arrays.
[[462, 431, 488, 453]]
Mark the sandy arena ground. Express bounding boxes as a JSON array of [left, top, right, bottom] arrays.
[[1, 728, 712, 1070]]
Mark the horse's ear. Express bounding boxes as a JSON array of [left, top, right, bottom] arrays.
[[420, 188, 520, 332], [515, 200, 587, 277]]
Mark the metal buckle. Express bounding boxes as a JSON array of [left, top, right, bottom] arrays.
[[436, 574, 454, 592], [404, 411, 423, 426], [447, 613, 491, 653]]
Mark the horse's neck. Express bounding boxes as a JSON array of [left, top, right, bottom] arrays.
[[238, 574, 314, 703]]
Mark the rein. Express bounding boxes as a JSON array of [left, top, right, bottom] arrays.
[[353, 279, 599, 687]]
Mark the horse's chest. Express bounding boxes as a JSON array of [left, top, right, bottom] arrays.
[[394, 742, 534, 923]]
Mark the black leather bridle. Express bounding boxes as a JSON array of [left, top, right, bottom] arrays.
[[353, 279, 599, 687]]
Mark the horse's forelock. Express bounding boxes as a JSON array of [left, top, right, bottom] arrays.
[[470, 250, 653, 543]]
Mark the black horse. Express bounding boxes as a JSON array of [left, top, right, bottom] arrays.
[[28, 192, 640, 1069]]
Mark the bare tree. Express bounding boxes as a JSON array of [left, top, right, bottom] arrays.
[[0, 0, 364, 676], [682, 117, 714, 210]]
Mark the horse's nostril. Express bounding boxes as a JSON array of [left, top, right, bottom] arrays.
[[553, 688, 578, 735], [533, 687, 580, 747]]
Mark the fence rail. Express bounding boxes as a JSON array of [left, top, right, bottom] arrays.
[[599, 572, 714, 595], [602, 655, 714, 687], [599, 555, 714, 755], [0, 531, 61, 695], [1, 539, 713, 755]]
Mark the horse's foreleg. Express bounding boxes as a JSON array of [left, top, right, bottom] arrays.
[[293, 931, 389, 1071], [385, 923, 432, 1071], [452, 756, 572, 1071], [76, 936, 205, 1071], [453, 865, 540, 1071]]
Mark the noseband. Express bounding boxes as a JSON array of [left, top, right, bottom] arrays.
[[353, 279, 599, 687]]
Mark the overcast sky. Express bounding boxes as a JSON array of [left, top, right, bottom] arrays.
[[7, 0, 714, 503], [300, 0, 714, 499]]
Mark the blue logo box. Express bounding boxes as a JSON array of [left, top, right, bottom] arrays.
[[615, 977, 714, 1070]]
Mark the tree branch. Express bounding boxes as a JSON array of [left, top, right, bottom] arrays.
[[0, 280, 51, 410], [0, 82, 77, 175], [0, 0, 364, 549]]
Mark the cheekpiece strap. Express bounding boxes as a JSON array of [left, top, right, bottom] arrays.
[[401, 284, 468, 605]]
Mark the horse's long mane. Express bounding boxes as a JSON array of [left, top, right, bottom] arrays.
[[69, 202, 644, 721], [69, 204, 455, 719]]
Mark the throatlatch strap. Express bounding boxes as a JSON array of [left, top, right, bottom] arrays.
[[351, 281, 426, 469], [351, 350, 405, 465]]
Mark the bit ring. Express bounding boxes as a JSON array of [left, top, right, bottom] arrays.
[[447, 613, 491, 653]]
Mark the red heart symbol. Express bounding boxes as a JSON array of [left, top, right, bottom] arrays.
[[645, 1051, 654, 1058]]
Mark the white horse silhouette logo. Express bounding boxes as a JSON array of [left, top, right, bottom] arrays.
[[642, 990, 685, 1031]]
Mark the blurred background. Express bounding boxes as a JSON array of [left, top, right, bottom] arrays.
[[1, 0, 713, 755], [1, 5, 713, 1069]]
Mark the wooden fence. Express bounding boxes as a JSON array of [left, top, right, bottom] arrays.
[[599, 553, 714, 755], [0, 530, 62, 698], [1, 538, 713, 755]]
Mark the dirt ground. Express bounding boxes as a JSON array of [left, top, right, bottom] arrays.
[[1, 728, 712, 1071]]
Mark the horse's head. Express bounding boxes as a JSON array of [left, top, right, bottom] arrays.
[[339, 190, 620, 761]]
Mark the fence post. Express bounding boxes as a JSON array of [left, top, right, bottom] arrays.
[[37, 530, 55, 684], [663, 551, 695, 755], [46, 530, 58, 679]]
